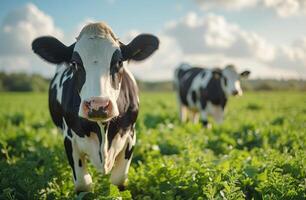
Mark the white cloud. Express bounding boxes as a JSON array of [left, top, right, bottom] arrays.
[[263, 0, 300, 17], [0, 55, 55, 76], [124, 31, 184, 81], [127, 12, 305, 80], [195, 0, 258, 10], [63, 18, 97, 44], [0, 3, 63, 76], [195, 0, 306, 17], [269, 37, 306, 73], [165, 13, 275, 62], [0, 56, 30, 72], [0, 3, 63, 55]]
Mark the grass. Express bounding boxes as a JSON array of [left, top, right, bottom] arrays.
[[0, 91, 305, 199]]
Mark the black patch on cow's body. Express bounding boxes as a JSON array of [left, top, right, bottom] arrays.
[[78, 159, 82, 167], [64, 137, 76, 180], [199, 78, 227, 110], [67, 128, 72, 137], [205, 70, 227, 108], [49, 87, 63, 129], [191, 90, 197, 104], [199, 87, 208, 110], [124, 143, 134, 160], [176, 67, 203, 106], [107, 69, 138, 149]]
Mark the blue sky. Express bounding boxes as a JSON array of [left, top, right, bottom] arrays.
[[2, 0, 305, 43], [0, 0, 306, 80], [1, 0, 194, 36]]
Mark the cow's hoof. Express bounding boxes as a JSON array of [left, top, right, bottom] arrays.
[[75, 184, 91, 195], [76, 190, 88, 195], [201, 120, 211, 129], [117, 184, 125, 191], [77, 191, 94, 199]]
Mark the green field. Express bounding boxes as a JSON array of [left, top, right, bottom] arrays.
[[0, 91, 305, 199]]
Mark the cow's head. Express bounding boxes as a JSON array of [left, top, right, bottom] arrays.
[[32, 22, 159, 122], [221, 64, 250, 96]]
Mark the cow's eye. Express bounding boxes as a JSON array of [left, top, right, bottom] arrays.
[[116, 61, 124, 77], [114, 60, 123, 72], [110, 60, 123, 89], [69, 61, 79, 71]]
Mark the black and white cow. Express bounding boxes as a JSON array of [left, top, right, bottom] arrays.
[[174, 63, 250, 127], [32, 22, 159, 193]]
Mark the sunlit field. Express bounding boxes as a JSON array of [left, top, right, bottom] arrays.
[[0, 91, 305, 199]]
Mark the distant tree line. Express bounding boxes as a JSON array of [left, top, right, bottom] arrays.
[[137, 79, 306, 92], [0, 72, 50, 92], [0, 72, 305, 92], [241, 79, 306, 91]]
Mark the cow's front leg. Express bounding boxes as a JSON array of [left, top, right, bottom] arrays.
[[191, 110, 200, 124], [110, 132, 135, 191], [200, 109, 211, 128], [64, 137, 92, 193], [179, 105, 188, 122], [211, 106, 224, 124]]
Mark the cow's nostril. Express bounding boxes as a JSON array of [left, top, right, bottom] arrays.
[[84, 100, 90, 108], [102, 100, 110, 108], [88, 105, 109, 119], [85, 97, 112, 119]]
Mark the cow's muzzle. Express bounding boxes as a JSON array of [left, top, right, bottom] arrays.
[[82, 97, 113, 121]]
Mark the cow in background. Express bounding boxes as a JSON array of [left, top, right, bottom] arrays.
[[174, 63, 250, 127]]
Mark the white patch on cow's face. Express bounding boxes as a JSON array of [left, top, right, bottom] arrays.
[[75, 34, 121, 120], [222, 67, 243, 96]]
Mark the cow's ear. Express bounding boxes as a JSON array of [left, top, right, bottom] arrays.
[[240, 70, 250, 78], [32, 36, 75, 64], [120, 34, 159, 61]]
